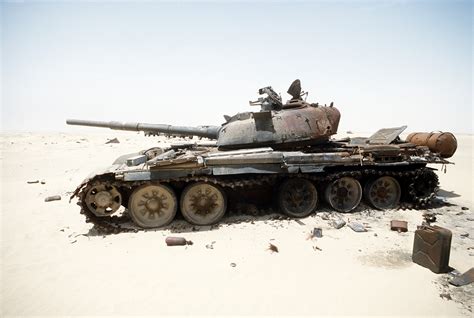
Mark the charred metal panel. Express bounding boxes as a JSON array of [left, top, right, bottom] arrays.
[[368, 126, 407, 145], [124, 169, 211, 181], [212, 164, 283, 175], [253, 111, 275, 132], [206, 153, 283, 165], [299, 165, 325, 173], [206, 147, 273, 157], [126, 155, 147, 166]]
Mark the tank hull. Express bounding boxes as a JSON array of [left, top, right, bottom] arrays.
[[72, 133, 449, 230]]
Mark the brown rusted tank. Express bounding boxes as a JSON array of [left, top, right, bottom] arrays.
[[406, 132, 457, 158], [65, 80, 457, 230]]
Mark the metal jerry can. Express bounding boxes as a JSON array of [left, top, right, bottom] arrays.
[[412, 225, 452, 273]]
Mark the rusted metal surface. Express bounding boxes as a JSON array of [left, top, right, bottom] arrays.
[[406, 132, 457, 158], [390, 220, 408, 232], [165, 237, 193, 246], [412, 225, 452, 273]]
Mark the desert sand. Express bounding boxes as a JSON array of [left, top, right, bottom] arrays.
[[1, 131, 473, 316]]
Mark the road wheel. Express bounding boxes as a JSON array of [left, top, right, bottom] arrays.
[[364, 176, 401, 209], [278, 178, 318, 218], [180, 182, 227, 225], [128, 184, 177, 228], [325, 177, 362, 212]]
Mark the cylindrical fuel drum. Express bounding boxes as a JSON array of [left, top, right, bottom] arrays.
[[406, 132, 457, 158]]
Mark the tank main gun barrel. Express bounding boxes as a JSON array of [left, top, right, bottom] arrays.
[[66, 119, 221, 139]]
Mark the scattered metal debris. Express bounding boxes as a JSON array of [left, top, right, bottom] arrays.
[[391, 220, 408, 233], [230, 262, 236, 267], [423, 213, 437, 224], [449, 267, 474, 286], [461, 207, 469, 210], [105, 137, 120, 144], [331, 219, 346, 229], [348, 222, 367, 232], [313, 228, 323, 238], [320, 213, 330, 220], [268, 243, 279, 253], [44, 195, 61, 202], [165, 236, 193, 246], [40, 180, 46, 185], [460, 233, 469, 238], [27, 180, 39, 184], [294, 219, 305, 226], [313, 245, 322, 251], [439, 293, 452, 301], [205, 241, 216, 249]]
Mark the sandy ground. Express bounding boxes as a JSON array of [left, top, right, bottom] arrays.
[[1, 131, 473, 316]]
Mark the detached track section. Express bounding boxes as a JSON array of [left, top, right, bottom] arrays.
[[74, 166, 439, 234]]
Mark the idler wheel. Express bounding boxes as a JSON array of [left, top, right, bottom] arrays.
[[278, 178, 318, 218], [128, 184, 177, 228], [84, 183, 122, 217], [364, 176, 401, 210], [325, 177, 362, 213], [180, 182, 227, 226]]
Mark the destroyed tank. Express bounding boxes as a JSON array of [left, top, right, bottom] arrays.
[[67, 80, 457, 229]]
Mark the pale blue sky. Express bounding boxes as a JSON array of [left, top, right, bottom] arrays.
[[1, 0, 472, 133]]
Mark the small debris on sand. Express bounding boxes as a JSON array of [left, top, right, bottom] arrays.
[[439, 293, 452, 301], [165, 236, 193, 246], [44, 195, 61, 202], [331, 219, 346, 229], [348, 222, 367, 232], [40, 180, 46, 184], [313, 245, 322, 251], [206, 241, 216, 249], [390, 220, 408, 233], [313, 228, 323, 238], [27, 180, 39, 184], [268, 243, 279, 253], [449, 268, 474, 287], [460, 233, 469, 238], [423, 213, 437, 223], [230, 262, 236, 267], [461, 207, 469, 210], [105, 138, 120, 144]]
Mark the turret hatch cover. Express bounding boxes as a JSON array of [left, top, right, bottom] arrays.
[[368, 126, 407, 145]]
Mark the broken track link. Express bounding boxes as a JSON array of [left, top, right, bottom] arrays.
[[74, 167, 438, 234]]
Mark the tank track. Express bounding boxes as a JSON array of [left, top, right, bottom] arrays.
[[76, 167, 439, 234]]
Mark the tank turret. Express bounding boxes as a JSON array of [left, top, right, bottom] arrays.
[[67, 80, 341, 150]]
